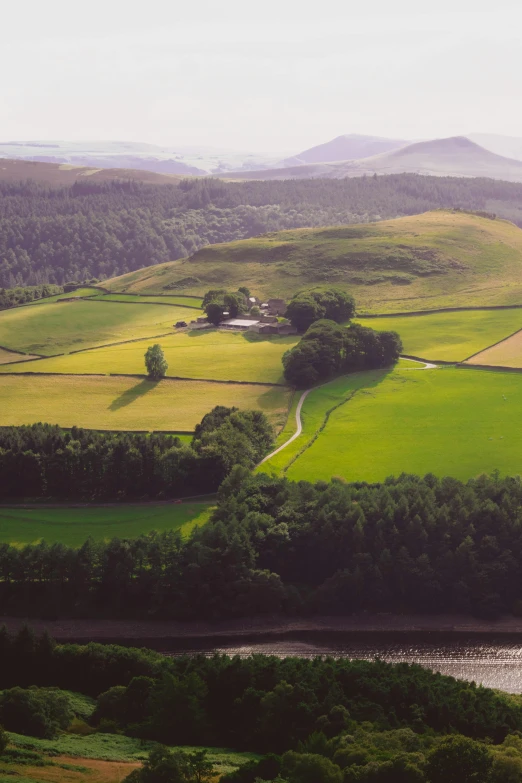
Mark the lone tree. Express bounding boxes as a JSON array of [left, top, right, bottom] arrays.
[[145, 344, 168, 380]]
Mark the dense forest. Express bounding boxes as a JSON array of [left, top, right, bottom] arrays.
[[0, 413, 273, 501], [2, 175, 522, 286], [2, 471, 522, 620], [1, 630, 522, 782]]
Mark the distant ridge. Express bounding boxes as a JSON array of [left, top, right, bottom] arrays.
[[226, 137, 522, 182], [286, 133, 408, 165]]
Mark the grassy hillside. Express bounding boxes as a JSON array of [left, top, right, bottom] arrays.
[[266, 366, 522, 483], [105, 210, 522, 313], [0, 502, 213, 547], [0, 300, 202, 356], [0, 375, 291, 431]]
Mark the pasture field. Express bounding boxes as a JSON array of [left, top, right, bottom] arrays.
[[0, 375, 291, 431], [274, 366, 522, 483], [0, 300, 203, 356], [259, 370, 388, 476], [356, 308, 522, 362], [104, 211, 522, 312], [0, 502, 213, 547], [90, 293, 202, 308], [0, 330, 298, 384], [466, 329, 522, 368]]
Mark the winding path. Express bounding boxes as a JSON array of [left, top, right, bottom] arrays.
[[259, 388, 312, 464], [259, 357, 439, 465]]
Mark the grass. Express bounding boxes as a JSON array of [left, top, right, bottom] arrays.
[[0, 300, 203, 356], [0, 502, 213, 547], [466, 329, 522, 367], [0, 375, 292, 431], [356, 308, 522, 362], [9, 732, 260, 775], [104, 211, 522, 312], [7, 733, 259, 771], [259, 371, 387, 476], [90, 294, 202, 308], [268, 366, 522, 483], [0, 331, 298, 384]]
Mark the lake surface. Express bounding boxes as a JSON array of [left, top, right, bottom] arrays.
[[150, 632, 522, 693]]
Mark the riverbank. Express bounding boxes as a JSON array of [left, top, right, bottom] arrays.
[[4, 613, 522, 642]]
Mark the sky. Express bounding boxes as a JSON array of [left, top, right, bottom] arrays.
[[2, 0, 522, 154]]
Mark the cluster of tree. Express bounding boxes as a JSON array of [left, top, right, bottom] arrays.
[[283, 319, 402, 386], [1, 631, 522, 783], [3, 174, 522, 286], [285, 288, 355, 332], [0, 412, 273, 501], [202, 287, 251, 324], [0, 686, 72, 738], [0, 283, 63, 309], [4, 471, 522, 620]]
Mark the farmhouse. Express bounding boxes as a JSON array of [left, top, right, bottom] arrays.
[[249, 322, 297, 335], [265, 298, 287, 316]]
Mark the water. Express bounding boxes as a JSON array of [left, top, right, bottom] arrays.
[[146, 632, 522, 693]]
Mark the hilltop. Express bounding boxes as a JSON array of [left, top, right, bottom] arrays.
[[227, 137, 522, 182], [104, 210, 522, 313]]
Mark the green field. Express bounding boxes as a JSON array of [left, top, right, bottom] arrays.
[[0, 502, 213, 547], [105, 211, 522, 313], [0, 300, 203, 356], [90, 293, 203, 308], [356, 308, 522, 362], [0, 374, 291, 431], [264, 366, 522, 483], [0, 330, 298, 384]]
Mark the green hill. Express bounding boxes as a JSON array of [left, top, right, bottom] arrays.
[[105, 210, 522, 313]]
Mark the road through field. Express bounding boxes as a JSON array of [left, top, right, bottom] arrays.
[[259, 357, 437, 465]]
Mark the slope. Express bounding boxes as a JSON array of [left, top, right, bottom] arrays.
[[228, 137, 522, 182], [0, 158, 185, 185], [104, 210, 522, 313]]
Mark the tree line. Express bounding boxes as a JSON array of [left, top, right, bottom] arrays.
[[0, 283, 63, 309], [2, 174, 522, 287], [0, 629, 521, 783], [2, 471, 522, 619], [0, 411, 273, 501]]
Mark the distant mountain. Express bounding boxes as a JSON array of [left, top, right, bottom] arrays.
[[467, 133, 522, 163], [0, 140, 281, 176], [228, 137, 522, 182], [286, 133, 408, 165]]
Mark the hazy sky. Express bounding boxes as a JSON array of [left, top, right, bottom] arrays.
[[2, 0, 522, 154]]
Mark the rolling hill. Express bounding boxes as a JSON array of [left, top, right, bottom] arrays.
[[227, 137, 522, 182], [0, 158, 185, 185], [104, 210, 522, 313]]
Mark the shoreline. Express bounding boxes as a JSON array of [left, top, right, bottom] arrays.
[[3, 613, 522, 642]]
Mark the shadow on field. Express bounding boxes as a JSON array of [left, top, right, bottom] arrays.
[[109, 379, 158, 410]]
